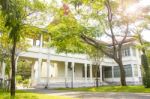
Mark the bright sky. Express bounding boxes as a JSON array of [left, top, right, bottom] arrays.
[[41, 0, 150, 41], [108, 0, 150, 41], [132, 0, 150, 41]]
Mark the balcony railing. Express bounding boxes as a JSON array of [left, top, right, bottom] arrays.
[[27, 46, 88, 60]]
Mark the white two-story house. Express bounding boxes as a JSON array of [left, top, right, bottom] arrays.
[[0, 35, 143, 88]]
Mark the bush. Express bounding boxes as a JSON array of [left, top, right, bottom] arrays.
[[143, 73, 150, 88], [16, 75, 22, 84], [141, 54, 150, 88], [22, 79, 29, 88], [23, 79, 29, 84]]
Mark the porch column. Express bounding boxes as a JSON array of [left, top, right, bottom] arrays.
[[112, 66, 114, 82], [31, 61, 35, 86], [37, 58, 42, 83], [37, 33, 43, 84], [65, 61, 68, 87], [130, 47, 133, 58], [2, 61, 6, 81], [71, 62, 75, 88], [84, 63, 87, 82], [90, 64, 93, 82], [46, 59, 50, 88], [100, 65, 103, 84]]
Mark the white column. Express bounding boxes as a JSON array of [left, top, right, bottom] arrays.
[[112, 66, 114, 82], [71, 62, 75, 88], [31, 61, 35, 86], [90, 64, 93, 82], [37, 33, 43, 84], [65, 61, 68, 81], [37, 58, 42, 83], [130, 47, 133, 57], [46, 59, 50, 88], [2, 61, 6, 81], [65, 61, 68, 87], [100, 65, 103, 84], [84, 63, 87, 82]]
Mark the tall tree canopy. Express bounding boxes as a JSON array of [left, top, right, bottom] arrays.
[[47, 0, 146, 86], [0, 0, 47, 96]]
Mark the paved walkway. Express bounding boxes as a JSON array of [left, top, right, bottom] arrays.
[[22, 88, 150, 99]]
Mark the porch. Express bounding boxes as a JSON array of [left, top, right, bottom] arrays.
[[31, 60, 103, 88], [30, 58, 142, 88]]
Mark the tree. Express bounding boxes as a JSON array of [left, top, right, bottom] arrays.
[[0, 0, 46, 96], [138, 35, 150, 88], [79, 0, 140, 86], [17, 59, 32, 80], [130, 3, 150, 87], [0, 31, 30, 75], [48, 0, 138, 86], [87, 46, 104, 87], [133, 28, 150, 88]]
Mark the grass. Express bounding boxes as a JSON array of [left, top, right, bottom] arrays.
[[0, 89, 75, 99], [56, 85, 150, 93]]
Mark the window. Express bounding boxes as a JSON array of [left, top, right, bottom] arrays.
[[68, 62, 72, 71], [114, 66, 120, 77], [104, 67, 112, 78], [122, 48, 130, 56], [82, 65, 91, 78], [124, 65, 132, 77], [114, 64, 132, 77]]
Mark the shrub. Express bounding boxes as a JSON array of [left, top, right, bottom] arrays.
[[16, 75, 22, 84]]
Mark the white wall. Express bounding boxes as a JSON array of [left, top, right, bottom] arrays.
[[57, 61, 65, 78], [41, 62, 47, 77], [74, 63, 83, 79], [49, 61, 65, 78]]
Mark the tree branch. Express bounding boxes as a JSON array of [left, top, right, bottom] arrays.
[[81, 34, 114, 58], [120, 23, 129, 45], [105, 0, 118, 59]]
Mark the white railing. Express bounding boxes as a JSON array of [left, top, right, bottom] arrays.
[[28, 47, 88, 60]]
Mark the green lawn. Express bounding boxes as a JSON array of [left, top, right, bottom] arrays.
[[56, 86, 150, 93], [0, 89, 75, 99]]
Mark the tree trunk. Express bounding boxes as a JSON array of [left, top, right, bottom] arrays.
[[11, 40, 16, 96], [118, 61, 127, 86], [80, 34, 127, 86]]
